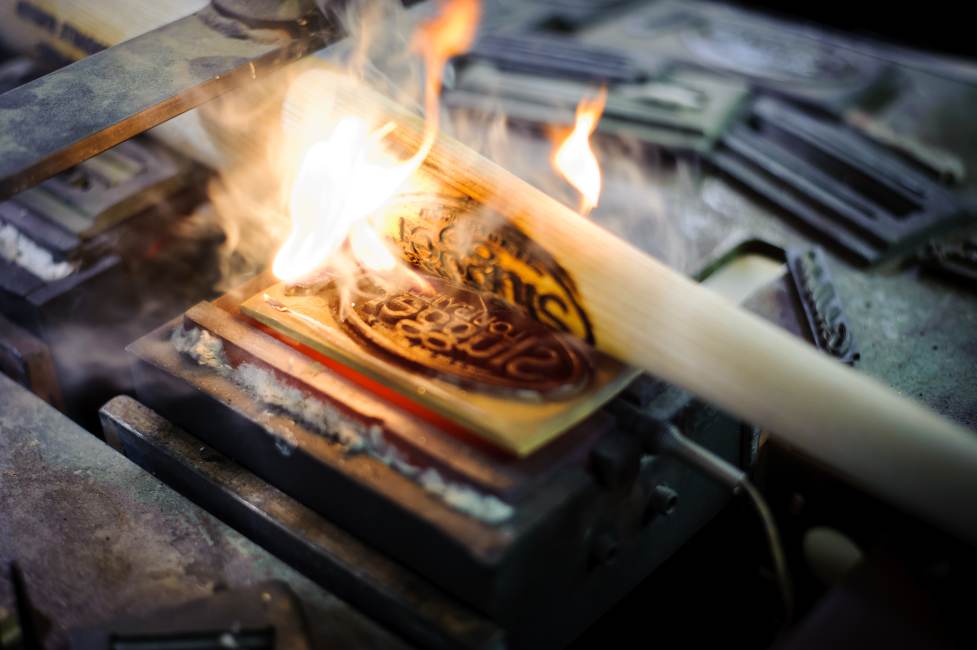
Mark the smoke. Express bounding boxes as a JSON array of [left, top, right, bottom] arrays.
[[201, 0, 697, 296], [442, 101, 693, 271], [197, 0, 423, 290]]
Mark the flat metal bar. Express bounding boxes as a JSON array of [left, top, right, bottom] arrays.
[[0, 7, 328, 201]]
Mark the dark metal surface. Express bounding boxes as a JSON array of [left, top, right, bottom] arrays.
[[0, 372, 403, 650], [0, 6, 329, 201], [70, 581, 311, 650], [4, 562, 41, 650], [579, 0, 895, 114], [99, 396, 504, 650]]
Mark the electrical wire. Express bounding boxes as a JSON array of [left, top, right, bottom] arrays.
[[653, 421, 794, 626], [740, 479, 795, 625]]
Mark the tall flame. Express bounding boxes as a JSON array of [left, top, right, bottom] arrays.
[[272, 0, 481, 282], [415, 0, 480, 133], [551, 87, 607, 217]]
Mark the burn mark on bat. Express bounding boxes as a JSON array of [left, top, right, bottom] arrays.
[[389, 193, 596, 344]]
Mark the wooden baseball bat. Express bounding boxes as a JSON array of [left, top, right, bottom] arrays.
[[284, 67, 977, 546]]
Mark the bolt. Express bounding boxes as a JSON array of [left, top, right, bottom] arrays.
[[645, 484, 678, 523]]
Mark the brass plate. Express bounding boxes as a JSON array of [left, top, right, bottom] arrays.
[[242, 280, 638, 457]]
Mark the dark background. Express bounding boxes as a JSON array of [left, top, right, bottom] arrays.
[[730, 1, 976, 59]]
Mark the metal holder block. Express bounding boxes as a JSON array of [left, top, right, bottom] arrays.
[[114, 236, 827, 645], [464, 33, 649, 84], [10, 138, 192, 240], [0, 312, 62, 407], [0, 136, 211, 428], [124, 304, 744, 645]]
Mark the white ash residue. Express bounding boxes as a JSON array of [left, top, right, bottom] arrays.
[[172, 325, 368, 452], [171, 326, 513, 524], [171, 326, 229, 369], [0, 222, 76, 282], [235, 363, 369, 452], [419, 468, 513, 525]]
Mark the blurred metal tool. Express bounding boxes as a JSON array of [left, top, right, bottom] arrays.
[[466, 33, 649, 84], [447, 63, 749, 152]]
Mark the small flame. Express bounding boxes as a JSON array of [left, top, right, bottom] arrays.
[[551, 87, 607, 217], [272, 0, 480, 282]]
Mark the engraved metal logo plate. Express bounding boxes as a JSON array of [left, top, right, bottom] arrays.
[[328, 274, 593, 398]]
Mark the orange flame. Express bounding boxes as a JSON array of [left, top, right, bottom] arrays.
[[415, 0, 480, 129], [551, 87, 607, 217], [272, 0, 481, 282]]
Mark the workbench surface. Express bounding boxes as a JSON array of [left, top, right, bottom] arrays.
[[0, 373, 405, 649]]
